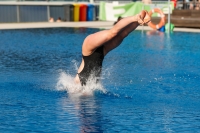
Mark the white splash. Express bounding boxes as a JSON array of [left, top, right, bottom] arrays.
[[56, 70, 106, 96]]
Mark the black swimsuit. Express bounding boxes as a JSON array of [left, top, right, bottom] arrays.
[[78, 46, 104, 86]]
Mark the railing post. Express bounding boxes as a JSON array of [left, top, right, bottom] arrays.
[[89, 0, 94, 3], [47, 5, 50, 21], [168, 0, 171, 33], [17, 5, 20, 22]]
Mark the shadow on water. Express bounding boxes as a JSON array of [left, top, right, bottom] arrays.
[[56, 94, 104, 133]]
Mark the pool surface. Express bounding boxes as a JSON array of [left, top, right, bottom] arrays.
[[0, 28, 200, 132]]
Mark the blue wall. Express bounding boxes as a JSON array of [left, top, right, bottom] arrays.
[[20, 6, 47, 22], [0, 5, 17, 23], [0, 3, 98, 23]]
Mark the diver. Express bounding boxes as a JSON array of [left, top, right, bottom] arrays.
[[74, 10, 151, 86]]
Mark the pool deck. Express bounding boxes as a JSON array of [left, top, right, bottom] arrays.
[[0, 21, 200, 33]]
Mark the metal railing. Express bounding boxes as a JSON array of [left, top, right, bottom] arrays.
[[0, 1, 100, 23], [176, 1, 200, 10], [0, 0, 132, 2], [1, 0, 198, 23]]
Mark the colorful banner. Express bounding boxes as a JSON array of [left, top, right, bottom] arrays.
[[99, 2, 174, 21]]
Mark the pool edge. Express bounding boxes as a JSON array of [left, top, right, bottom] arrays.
[[0, 21, 199, 33]]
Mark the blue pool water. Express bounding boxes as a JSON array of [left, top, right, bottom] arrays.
[[0, 28, 200, 132]]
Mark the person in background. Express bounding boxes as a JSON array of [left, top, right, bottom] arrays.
[[74, 10, 151, 86], [142, 0, 152, 4], [49, 17, 54, 22], [189, 2, 194, 9], [195, 3, 200, 10], [56, 17, 62, 22]]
